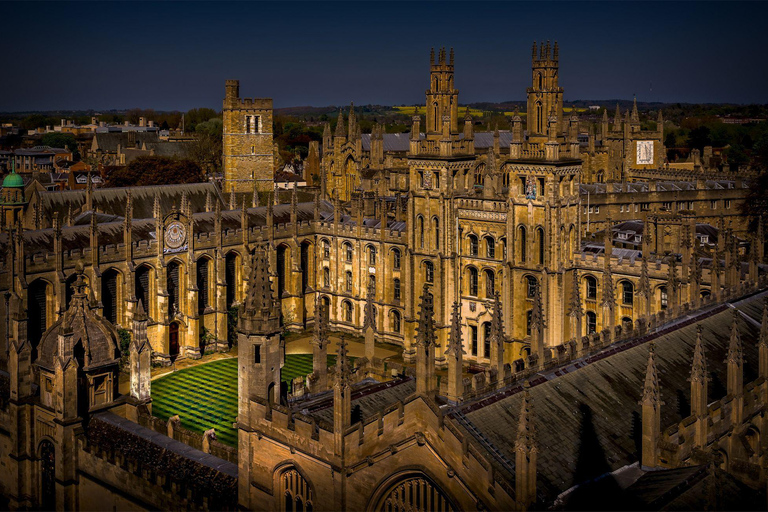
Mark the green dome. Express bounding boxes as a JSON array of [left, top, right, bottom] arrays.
[[2, 171, 23, 188]]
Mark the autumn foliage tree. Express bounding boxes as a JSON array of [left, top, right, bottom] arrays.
[[104, 156, 204, 187]]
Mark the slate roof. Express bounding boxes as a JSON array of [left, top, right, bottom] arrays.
[[452, 292, 765, 504], [580, 180, 746, 195], [359, 131, 512, 153], [298, 377, 416, 424], [92, 132, 159, 152], [35, 182, 224, 222]]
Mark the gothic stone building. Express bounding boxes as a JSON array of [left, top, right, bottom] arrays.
[[1, 43, 767, 511]]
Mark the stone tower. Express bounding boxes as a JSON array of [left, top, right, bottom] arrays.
[[526, 41, 563, 137], [425, 47, 459, 135], [222, 79, 275, 193]]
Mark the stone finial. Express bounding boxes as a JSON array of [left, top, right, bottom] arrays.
[[638, 255, 651, 299], [531, 282, 546, 333], [239, 247, 280, 335], [490, 290, 504, 345], [416, 284, 436, 347], [569, 270, 583, 318], [726, 309, 743, 367], [601, 263, 615, 310], [613, 103, 621, 130], [335, 110, 346, 138], [312, 294, 328, 348], [335, 335, 351, 387], [641, 343, 661, 406], [446, 302, 464, 357], [691, 325, 708, 384], [363, 279, 376, 331]]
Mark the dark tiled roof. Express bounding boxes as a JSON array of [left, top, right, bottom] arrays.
[[37, 182, 224, 221], [455, 292, 764, 504], [92, 132, 159, 152]]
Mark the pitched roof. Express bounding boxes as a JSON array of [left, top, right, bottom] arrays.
[[453, 292, 765, 504]]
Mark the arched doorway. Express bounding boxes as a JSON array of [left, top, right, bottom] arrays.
[[169, 322, 180, 359], [39, 440, 55, 510]]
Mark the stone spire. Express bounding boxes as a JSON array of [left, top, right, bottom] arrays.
[[568, 270, 583, 340], [726, 309, 743, 396], [363, 278, 376, 361], [335, 110, 346, 138], [445, 301, 464, 402], [640, 342, 662, 468], [415, 284, 437, 396], [531, 282, 545, 366], [631, 96, 639, 122], [515, 381, 537, 509], [239, 248, 280, 335], [759, 300, 768, 380], [726, 309, 744, 425], [130, 299, 151, 403], [690, 325, 708, 409], [333, 335, 352, 456], [613, 103, 622, 131], [489, 291, 505, 375]]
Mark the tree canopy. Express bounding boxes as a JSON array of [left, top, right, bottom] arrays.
[[104, 156, 204, 187]]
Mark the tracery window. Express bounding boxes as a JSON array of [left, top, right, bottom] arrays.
[[468, 267, 478, 296], [424, 261, 434, 283], [375, 475, 455, 512], [469, 234, 479, 256], [526, 276, 537, 298], [392, 249, 401, 269], [485, 270, 495, 298], [486, 237, 495, 258], [585, 276, 597, 300], [280, 468, 313, 512], [344, 242, 353, 262], [622, 281, 634, 306], [586, 311, 597, 334]]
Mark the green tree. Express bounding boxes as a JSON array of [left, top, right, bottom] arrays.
[[41, 132, 79, 158], [105, 156, 204, 187], [185, 118, 223, 175]]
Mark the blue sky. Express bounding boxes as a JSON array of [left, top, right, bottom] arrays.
[[1, 1, 766, 111]]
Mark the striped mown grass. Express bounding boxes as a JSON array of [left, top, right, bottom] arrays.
[[151, 354, 355, 447]]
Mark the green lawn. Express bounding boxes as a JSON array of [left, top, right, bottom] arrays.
[[151, 354, 354, 447]]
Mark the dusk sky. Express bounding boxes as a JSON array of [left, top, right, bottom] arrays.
[[2, 1, 767, 112]]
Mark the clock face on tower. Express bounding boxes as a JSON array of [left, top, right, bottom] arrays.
[[636, 141, 654, 165], [164, 221, 186, 249]]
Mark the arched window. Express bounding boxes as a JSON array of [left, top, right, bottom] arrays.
[[343, 301, 353, 323], [369, 274, 376, 292], [486, 237, 495, 258], [585, 276, 597, 300], [279, 468, 313, 512], [468, 267, 478, 296], [374, 474, 455, 512], [586, 311, 597, 334], [322, 239, 330, 259], [344, 242, 353, 262], [418, 216, 425, 249], [526, 276, 537, 298], [424, 261, 434, 283], [391, 310, 401, 333], [483, 322, 492, 359], [660, 287, 668, 310], [469, 235, 479, 256], [485, 269, 495, 298], [432, 217, 440, 251], [197, 259, 210, 314], [323, 267, 330, 288], [101, 268, 120, 325], [393, 278, 401, 301], [392, 249, 401, 269], [225, 254, 238, 308], [470, 325, 478, 356], [537, 227, 545, 265], [345, 271, 352, 292], [167, 261, 180, 316], [622, 281, 634, 306], [519, 226, 527, 263], [39, 440, 56, 511], [368, 246, 376, 266]]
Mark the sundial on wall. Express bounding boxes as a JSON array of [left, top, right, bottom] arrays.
[[164, 221, 187, 249]]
